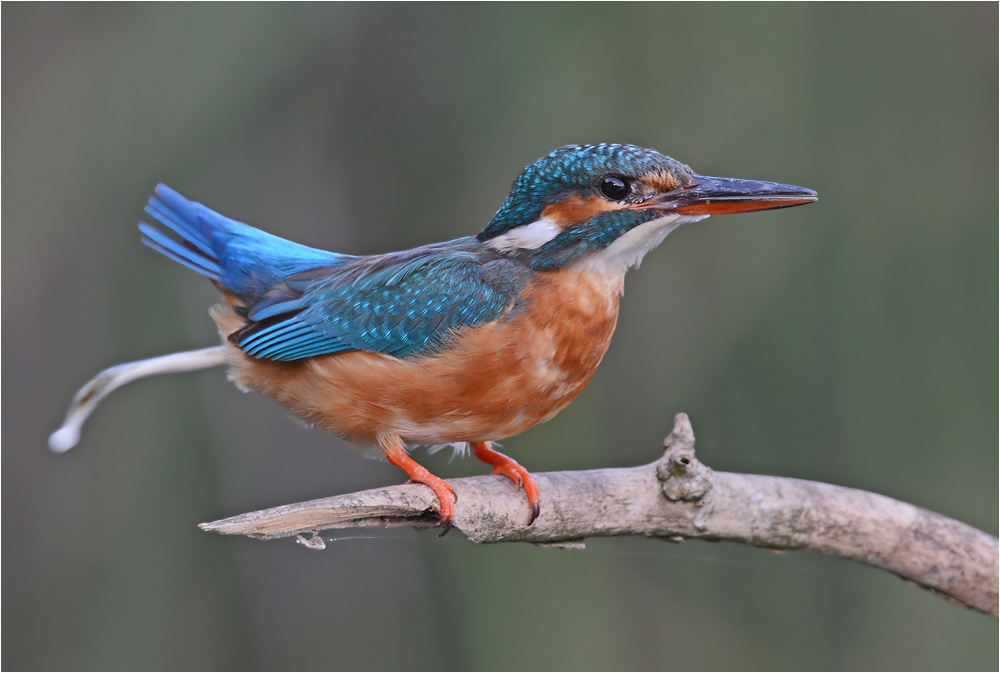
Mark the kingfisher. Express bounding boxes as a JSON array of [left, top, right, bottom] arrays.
[[50, 144, 816, 533]]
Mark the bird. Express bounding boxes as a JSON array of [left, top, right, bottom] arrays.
[[50, 143, 816, 533]]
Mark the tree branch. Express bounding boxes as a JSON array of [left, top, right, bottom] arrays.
[[201, 413, 999, 616]]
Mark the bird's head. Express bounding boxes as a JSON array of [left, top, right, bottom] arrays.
[[478, 144, 816, 271]]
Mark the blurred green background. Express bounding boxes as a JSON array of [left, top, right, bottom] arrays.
[[4, 3, 997, 670]]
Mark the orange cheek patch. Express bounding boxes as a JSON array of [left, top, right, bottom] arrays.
[[542, 195, 622, 227]]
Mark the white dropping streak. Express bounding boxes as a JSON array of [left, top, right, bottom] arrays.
[[572, 214, 708, 274], [486, 216, 561, 252], [48, 346, 227, 452]]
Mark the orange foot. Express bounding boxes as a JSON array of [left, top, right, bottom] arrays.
[[386, 447, 457, 535], [472, 441, 541, 525]]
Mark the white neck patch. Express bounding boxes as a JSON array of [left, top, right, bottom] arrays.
[[486, 216, 561, 253], [572, 213, 708, 274]]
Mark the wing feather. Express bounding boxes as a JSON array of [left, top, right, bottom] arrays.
[[232, 252, 524, 361]]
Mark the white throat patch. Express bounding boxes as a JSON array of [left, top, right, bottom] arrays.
[[486, 216, 561, 253], [572, 213, 708, 274]]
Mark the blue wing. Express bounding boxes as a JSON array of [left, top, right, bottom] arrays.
[[140, 185, 526, 361], [233, 250, 522, 360]]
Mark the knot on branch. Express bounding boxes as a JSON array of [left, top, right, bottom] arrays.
[[657, 413, 713, 502]]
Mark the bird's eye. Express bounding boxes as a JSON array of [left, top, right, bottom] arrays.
[[599, 176, 630, 201]]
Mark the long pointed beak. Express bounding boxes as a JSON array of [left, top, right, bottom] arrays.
[[641, 175, 817, 215]]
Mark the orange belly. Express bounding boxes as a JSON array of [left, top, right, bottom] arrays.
[[213, 267, 623, 450]]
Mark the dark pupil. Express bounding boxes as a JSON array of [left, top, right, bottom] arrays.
[[600, 176, 629, 200]]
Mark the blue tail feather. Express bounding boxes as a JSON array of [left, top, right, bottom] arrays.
[[140, 184, 354, 303], [144, 200, 215, 256], [139, 222, 222, 280]]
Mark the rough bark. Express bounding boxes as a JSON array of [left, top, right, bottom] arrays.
[[201, 413, 999, 616]]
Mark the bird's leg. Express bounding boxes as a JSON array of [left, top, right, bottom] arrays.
[[471, 441, 541, 525], [384, 446, 457, 535]]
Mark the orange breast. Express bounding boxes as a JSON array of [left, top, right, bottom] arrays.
[[212, 267, 623, 449]]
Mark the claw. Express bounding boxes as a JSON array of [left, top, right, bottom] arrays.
[[438, 518, 452, 537], [472, 441, 541, 526], [495, 465, 524, 488], [387, 448, 457, 532]]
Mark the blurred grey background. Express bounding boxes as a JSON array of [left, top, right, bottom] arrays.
[[4, 3, 997, 670]]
